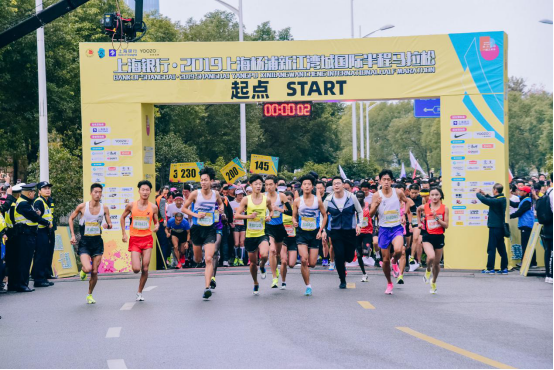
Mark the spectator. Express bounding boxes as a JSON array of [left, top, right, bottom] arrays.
[[476, 183, 508, 274], [510, 186, 536, 268], [538, 173, 553, 284]]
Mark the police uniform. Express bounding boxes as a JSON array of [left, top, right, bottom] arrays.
[[1, 184, 19, 291], [32, 181, 54, 287], [5, 184, 23, 291], [13, 183, 50, 292]]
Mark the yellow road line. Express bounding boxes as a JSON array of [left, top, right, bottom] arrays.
[[357, 301, 375, 309], [347, 283, 355, 289], [396, 327, 516, 369]]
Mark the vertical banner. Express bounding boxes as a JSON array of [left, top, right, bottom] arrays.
[[52, 227, 78, 278], [220, 158, 246, 184], [520, 223, 544, 276], [250, 154, 279, 175]]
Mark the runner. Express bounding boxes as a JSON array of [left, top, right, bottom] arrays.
[[315, 181, 330, 267], [292, 174, 327, 296], [230, 189, 246, 266], [355, 191, 372, 282], [393, 187, 414, 285], [264, 175, 292, 288], [165, 212, 190, 269], [69, 183, 113, 304], [323, 177, 362, 289], [233, 174, 273, 295], [368, 169, 413, 295], [121, 180, 159, 302], [181, 167, 224, 299], [408, 184, 423, 271], [418, 187, 449, 293], [280, 191, 298, 289], [165, 192, 184, 219]]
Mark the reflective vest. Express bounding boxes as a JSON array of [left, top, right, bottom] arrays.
[[14, 197, 38, 226], [5, 203, 15, 228], [0, 212, 6, 233], [34, 197, 53, 229]]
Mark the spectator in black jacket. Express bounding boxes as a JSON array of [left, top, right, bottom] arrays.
[[477, 183, 508, 274]]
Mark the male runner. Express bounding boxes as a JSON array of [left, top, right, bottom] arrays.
[[181, 167, 224, 300], [69, 183, 113, 304], [233, 174, 273, 295], [355, 190, 372, 282], [230, 189, 246, 266], [121, 180, 159, 302], [292, 174, 327, 296], [315, 181, 330, 267], [165, 192, 184, 219], [368, 169, 412, 295], [408, 184, 423, 271], [265, 175, 292, 288], [165, 212, 190, 269], [418, 187, 449, 293], [323, 177, 363, 289], [280, 191, 298, 289]]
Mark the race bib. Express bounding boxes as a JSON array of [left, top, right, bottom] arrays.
[[362, 217, 369, 228], [84, 222, 101, 236], [301, 217, 316, 231], [133, 216, 150, 230], [284, 224, 296, 237], [248, 217, 264, 231], [411, 213, 419, 226], [427, 215, 443, 230], [234, 216, 244, 226], [272, 210, 281, 218], [198, 212, 214, 226], [214, 211, 220, 223], [383, 210, 400, 225]]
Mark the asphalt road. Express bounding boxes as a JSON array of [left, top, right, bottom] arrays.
[[0, 265, 552, 369]]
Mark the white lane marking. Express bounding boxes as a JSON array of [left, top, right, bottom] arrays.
[[142, 286, 157, 291], [106, 327, 122, 338], [120, 302, 135, 311], [107, 359, 127, 369]]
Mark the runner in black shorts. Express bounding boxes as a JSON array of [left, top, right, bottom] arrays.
[[280, 191, 298, 289]]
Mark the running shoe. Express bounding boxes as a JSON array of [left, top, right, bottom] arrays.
[[176, 262, 182, 269], [233, 257, 239, 266], [497, 269, 508, 275], [80, 270, 87, 281], [210, 277, 216, 289], [339, 282, 347, 289], [253, 284, 259, 295], [409, 261, 420, 272], [304, 286, 313, 296], [260, 265, 267, 279], [271, 278, 278, 288], [322, 258, 329, 267], [385, 283, 393, 295], [203, 288, 212, 300], [238, 259, 245, 266], [180, 255, 186, 264], [223, 261, 229, 267], [280, 282, 287, 290], [397, 275, 404, 284], [423, 270, 431, 284], [329, 262, 335, 271], [481, 269, 495, 274], [136, 293, 145, 301], [430, 282, 437, 294], [391, 263, 400, 278], [86, 294, 96, 304], [361, 274, 369, 282]]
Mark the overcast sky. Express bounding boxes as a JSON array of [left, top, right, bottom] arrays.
[[159, 0, 553, 92]]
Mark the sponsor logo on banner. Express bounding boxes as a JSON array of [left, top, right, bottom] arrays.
[[452, 170, 466, 177], [120, 151, 132, 156], [468, 215, 482, 220], [450, 127, 467, 132], [466, 165, 480, 171], [450, 115, 467, 119], [121, 166, 133, 176], [91, 152, 104, 162], [106, 187, 118, 193], [90, 127, 111, 134], [468, 220, 485, 226], [452, 187, 465, 193], [91, 147, 104, 151], [109, 49, 116, 57], [86, 49, 94, 57], [451, 140, 465, 144], [451, 165, 465, 171], [474, 131, 494, 139], [480, 36, 500, 61], [106, 167, 119, 177], [452, 206, 467, 210], [113, 139, 132, 146], [98, 48, 105, 59], [482, 181, 495, 186], [451, 132, 472, 139], [91, 139, 110, 146], [90, 122, 106, 127], [105, 151, 119, 161], [91, 135, 106, 139], [451, 119, 471, 126], [482, 143, 495, 149], [122, 187, 133, 192]]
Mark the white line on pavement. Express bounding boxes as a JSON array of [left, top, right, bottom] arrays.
[[120, 302, 135, 311], [107, 359, 127, 369], [106, 327, 122, 338], [142, 286, 157, 291]]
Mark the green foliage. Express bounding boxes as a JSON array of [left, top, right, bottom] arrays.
[[155, 133, 198, 186], [26, 133, 82, 223], [339, 158, 381, 180]]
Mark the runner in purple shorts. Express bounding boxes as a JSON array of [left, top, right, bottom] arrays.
[[368, 169, 412, 295]]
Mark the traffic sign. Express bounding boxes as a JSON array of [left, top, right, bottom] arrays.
[[414, 98, 441, 118]]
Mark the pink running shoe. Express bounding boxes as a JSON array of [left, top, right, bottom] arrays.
[[391, 263, 400, 278], [385, 283, 394, 295]]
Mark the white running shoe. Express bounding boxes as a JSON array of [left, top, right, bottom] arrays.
[[360, 274, 369, 282], [409, 261, 420, 272], [329, 262, 336, 271], [223, 261, 229, 267], [362, 257, 375, 266], [136, 293, 144, 301]]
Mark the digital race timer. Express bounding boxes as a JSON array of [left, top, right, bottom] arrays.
[[262, 102, 313, 118]]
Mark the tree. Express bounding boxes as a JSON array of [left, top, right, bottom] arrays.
[[155, 133, 198, 187]]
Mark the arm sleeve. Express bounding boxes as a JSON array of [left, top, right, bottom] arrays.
[[510, 200, 531, 219], [351, 194, 364, 225], [17, 202, 50, 226], [283, 202, 293, 216]]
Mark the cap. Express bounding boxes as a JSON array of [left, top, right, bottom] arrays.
[[235, 189, 244, 195], [520, 186, 532, 194], [246, 186, 252, 192], [170, 187, 177, 192], [21, 183, 37, 190], [37, 181, 52, 190], [12, 183, 25, 192], [228, 185, 237, 189]]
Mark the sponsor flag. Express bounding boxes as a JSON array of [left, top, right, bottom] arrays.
[[400, 163, 406, 178], [339, 165, 347, 180], [508, 168, 513, 182], [409, 151, 428, 177]]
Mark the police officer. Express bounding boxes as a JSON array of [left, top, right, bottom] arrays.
[[5, 183, 23, 291], [32, 181, 55, 287], [13, 183, 51, 292]]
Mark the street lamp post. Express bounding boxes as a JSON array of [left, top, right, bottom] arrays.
[[365, 102, 379, 160], [37, 0, 49, 182], [215, 0, 246, 162]]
